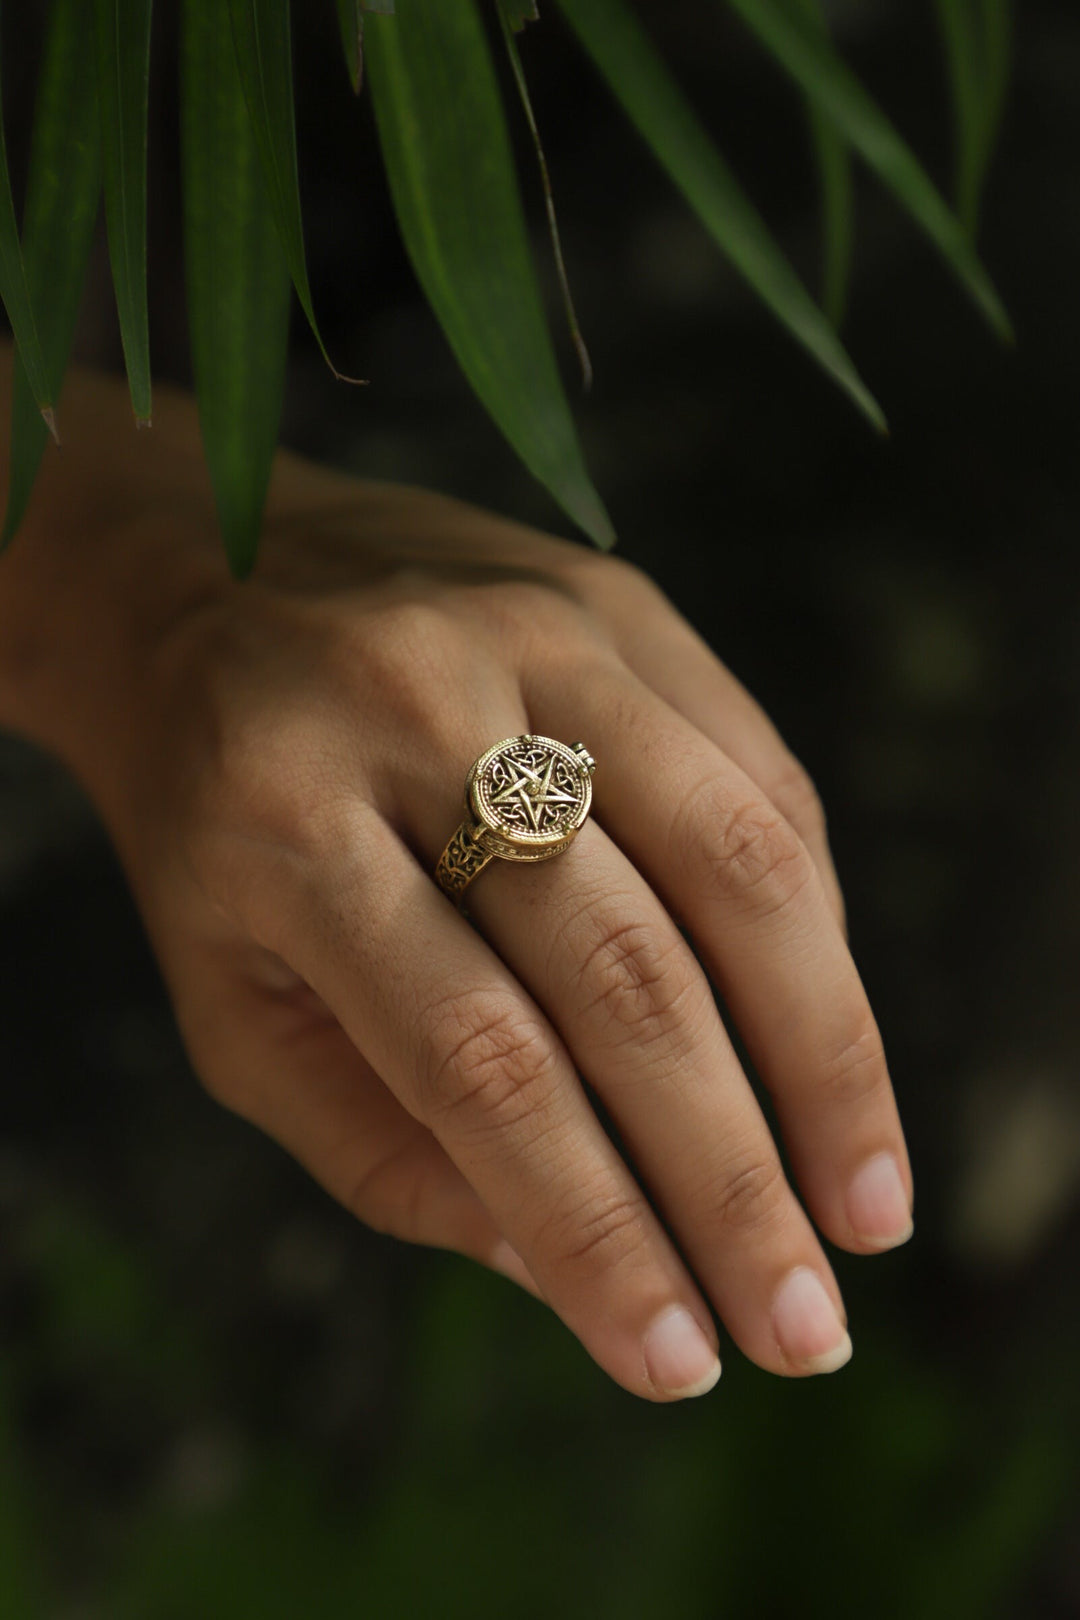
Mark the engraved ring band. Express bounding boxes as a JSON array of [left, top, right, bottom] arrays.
[[434, 734, 597, 904]]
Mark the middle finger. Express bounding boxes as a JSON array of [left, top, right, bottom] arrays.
[[532, 661, 914, 1258]]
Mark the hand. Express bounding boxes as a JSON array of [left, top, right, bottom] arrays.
[[1, 364, 913, 1402]]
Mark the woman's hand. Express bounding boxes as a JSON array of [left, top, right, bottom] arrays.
[[1, 357, 913, 1401]]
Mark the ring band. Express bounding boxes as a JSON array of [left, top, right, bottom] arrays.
[[435, 733, 596, 904]]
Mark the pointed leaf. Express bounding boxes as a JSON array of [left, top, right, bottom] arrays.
[[181, 0, 292, 578], [935, 0, 1011, 234], [228, 0, 349, 378], [94, 0, 153, 423], [784, 0, 853, 327], [723, 0, 1011, 339], [934, 0, 980, 232], [496, 1, 591, 389], [3, 0, 100, 549], [0, 19, 56, 436], [978, 0, 1012, 164], [502, 0, 540, 30], [555, 0, 885, 431], [807, 88, 853, 328], [365, 0, 614, 546], [335, 0, 364, 94], [334, 0, 394, 93]]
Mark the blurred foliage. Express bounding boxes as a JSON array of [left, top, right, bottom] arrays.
[[0, 1198, 1075, 1618]]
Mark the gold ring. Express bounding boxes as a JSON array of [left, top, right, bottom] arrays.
[[435, 733, 596, 904]]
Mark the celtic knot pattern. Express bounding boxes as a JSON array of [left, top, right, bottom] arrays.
[[434, 822, 493, 903], [476, 738, 584, 839]]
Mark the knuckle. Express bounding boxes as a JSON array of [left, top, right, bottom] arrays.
[[343, 601, 467, 713], [468, 577, 568, 637], [572, 548, 661, 604], [575, 917, 694, 1051], [347, 1141, 424, 1240], [420, 999, 557, 1134], [214, 788, 368, 943], [193, 1043, 265, 1122], [248, 773, 356, 864], [769, 755, 827, 837], [541, 1189, 649, 1273], [690, 788, 811, 913], [184, 698, 345, 858], [349, 598, 456, 673], [196, 1060, 242, 1114], [342, 604, 512, 763], [554, 548, 671, 636], [816, 1021, 890, 1111], [711, 1155, 788, 1241]]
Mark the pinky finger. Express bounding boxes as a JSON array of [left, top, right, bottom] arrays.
[[173, 950, 543, 1299]]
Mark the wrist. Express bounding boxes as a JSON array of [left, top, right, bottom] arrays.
[[0, 344, 223, 821]]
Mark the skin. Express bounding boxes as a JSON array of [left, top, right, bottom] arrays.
[[0, 344, 913, 1401]]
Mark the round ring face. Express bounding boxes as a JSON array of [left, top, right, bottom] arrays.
[[469, 735, 593, 853]]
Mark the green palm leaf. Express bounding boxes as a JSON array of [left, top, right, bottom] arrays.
[[496, 1, 592, 388], [93, 0, 153, 424], [335, 0, 364, 94], [334, 1, 394, 95], [723, 0, 1011, 338], [3, 0, 100, 549], [935, 0, 1012, 234], [228, 0, 347, 378], [935, 0, 982, 233], [500, 0, 539, 29], [978, 0, 1012, 160], [784, 0, 853, 328], [181, 0, 292, 577], [555, 0, 884, 431], [365, 0, 614, 547], [0, 10, 58, 441]]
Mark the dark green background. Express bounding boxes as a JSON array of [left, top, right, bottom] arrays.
[[1, 2, 1078, 1614]]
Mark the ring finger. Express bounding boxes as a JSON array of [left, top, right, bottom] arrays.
[[266, 800, 725, 1403]]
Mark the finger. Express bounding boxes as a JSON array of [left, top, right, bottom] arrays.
[[452, 822, 853, 1378], [171, 947, 542, 1297], [253, 808, 724, 1403], [533, 663, 914, 1257], [607, 591, 846, 931]]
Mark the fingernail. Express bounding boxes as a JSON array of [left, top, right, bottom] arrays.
[[643, 1306, 722, 1398], [847, 1152, 914, 1250], [772, 1267, 852, 1375]]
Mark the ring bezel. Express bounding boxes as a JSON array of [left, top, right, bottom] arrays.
[[466, 733, 593, 861]]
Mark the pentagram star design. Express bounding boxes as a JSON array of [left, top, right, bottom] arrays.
[[487, 750, 579, 832]]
